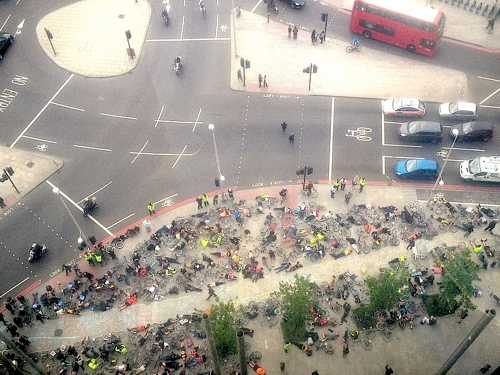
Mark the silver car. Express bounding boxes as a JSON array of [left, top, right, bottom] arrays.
[[438, 102, 478, 120]]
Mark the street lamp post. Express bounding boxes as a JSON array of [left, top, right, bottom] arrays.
[[208, 124, 226, 201], [53, 187, 90, 250], [426, 129, 459, 206]]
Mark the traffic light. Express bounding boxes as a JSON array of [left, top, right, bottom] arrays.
[[6, 167, 14, 176], [0, 172, 7, 183], [321, 13, 328, 22], [296, 168, 305, 176], [245, 60, 250, 69], [240, 57, 245, 68], [303, 67, 310, 73], [313, 64, 318, 73], [307, 167, 313, 175], [44, 28, 53, 40], [215, 178, 220, 187], [125, 30, 132, 39]]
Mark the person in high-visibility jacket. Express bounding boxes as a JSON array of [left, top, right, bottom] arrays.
[[88, 358, 99, 370]]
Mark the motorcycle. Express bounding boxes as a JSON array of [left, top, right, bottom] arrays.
[[28, 243, 47, 263], [162, 9, 169, 26], [174, 56, 182, 75], [82, 196, 97, 217]]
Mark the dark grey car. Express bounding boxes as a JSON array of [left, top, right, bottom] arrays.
[[0, 33, 14, 60], [399, 121, 444, 143], [451, 122, 494, 142]]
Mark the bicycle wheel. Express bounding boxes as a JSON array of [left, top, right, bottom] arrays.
[[361, 339, 373, 351], [332, 303, 342, 314], [346, 45, 353, 53], [457, 242, 466, 250], [381, 329, 392, 342], [450, 225, 458, 233], [115, 240, 125, 249]]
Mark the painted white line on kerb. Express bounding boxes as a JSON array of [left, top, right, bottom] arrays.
[[328, 97, 334, 183], [11, 74, 74, 148]]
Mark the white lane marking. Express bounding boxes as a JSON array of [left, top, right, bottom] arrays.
[[155, 106, 165, 128], [1, 15, 11, 31], [131, 140, 149, 164], [328, 97, 334, 183], [51, 102, 85, 111], [11, 74, 74, 148], [158, 120, 204, 124], [107, 213, 136, 230], [46, 180, 112, 236], [0, 277, 29, 299], [477, 76, 500, 83], [22, 135, 58, 143], [129, 144, 202, 157], [384, 144, 422, 148], [192, 108, 203, 132], [77, 181, 113, 205], [480, 87, 500, 106], [442, 146, 484, 152], [171, 145, 188, 169], [146, 37, 230, 42], [74, 145, 112, 152], [100, 113, 137, 120]]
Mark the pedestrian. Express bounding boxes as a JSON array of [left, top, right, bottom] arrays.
[[480, 364, 491, 374], [293, 26, 298, 39], [63, 263, 72, 275], [17, 295, 26, 305], [213, 194, 219, 205], [147, 202, 156, 215], [228, 188, 234, 200], [484, 219, 497, 233], [312, 371, 319, 375], [385, 365, 394, 375], [237, 69, 243, 81], [0, 312, 7, 326], [0, 196, 6, 208], [84, 250, 94, 266], [19, 335, 31, 347], [330, 185, 336, 198], [13, 316, 23, 328], [4, 301, 15, 315], [359, 177, 366, 192], [206, 284, 217, 300], [289, 133, 295, 144], [342, 341, 349, 357], [263, 75, 268, 87], [143, 219, 151, 233], [202, 194, 210, 207], [7, 323, 19, 337], [269, 249, 276, 267], [487, 17, 495, 33], [72, 262, 81, 275], [352, 175, 359, 188], [464, 224, 474, 237], [258, 74, 263, 88], [319, 31, 325, 43], [35, 311, 46, 324], [311, 29, 316, 44], [288, 25, 292, 38], [281, 121, 287, 133], [339, 302, 350, 324], [279, 188, 288, 202], [283, 342, 291, 353], [457, 309, 468, 324], [340, 178, 347, 190], [196, 196, 203, 210], [406, 238, 415, 251]]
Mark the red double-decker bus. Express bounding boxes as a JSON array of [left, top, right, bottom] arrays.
[[349, 0, 446, 56]]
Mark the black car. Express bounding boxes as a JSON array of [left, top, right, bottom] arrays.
[[398, 121, 444, 143], [450, 122, 494, 142], [288, 0, 306, 9], [0, 33, 14, 60]]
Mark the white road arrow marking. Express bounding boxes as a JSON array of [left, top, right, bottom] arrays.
[[15, 19, 24, 37]]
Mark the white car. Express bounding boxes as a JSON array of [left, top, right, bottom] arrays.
[[438, 102, 478, 120], [382, 98, 426, 118]]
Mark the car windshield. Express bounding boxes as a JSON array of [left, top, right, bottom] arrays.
[[462, 123, 474, 133], [449, 102, 458, 113], [405, 160, 418, 172], [469, 158, 481, 174], [408, 122, 422, 134]]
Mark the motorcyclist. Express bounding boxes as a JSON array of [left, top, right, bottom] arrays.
[[174, 56, 182, 68], [162, 9, 168, 19]]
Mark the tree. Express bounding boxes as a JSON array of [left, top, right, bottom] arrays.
[[272, 274, 318, 343], [209, 300, 239, 359]]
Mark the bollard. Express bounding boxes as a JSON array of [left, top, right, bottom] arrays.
[[436, 309, 496, 375], [482, 4, 489, 16], [203, 313, 222, 375], [457, 0, 464, 7], [476, 2, 482, 13], [464, 0, 470, 10], [488, 5, 496, 17], [470, 0, 476, 11], [236, 330, 248, 375]]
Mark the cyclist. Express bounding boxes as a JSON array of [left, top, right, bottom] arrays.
[[352, 38, 359, 46]]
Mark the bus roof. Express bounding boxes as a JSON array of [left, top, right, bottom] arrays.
[[354, 0, 441, 23]]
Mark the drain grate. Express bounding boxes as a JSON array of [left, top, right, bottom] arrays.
[[54, 329, 63, 337]]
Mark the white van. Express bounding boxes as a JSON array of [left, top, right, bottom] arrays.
[[460, 156, 500, 182]]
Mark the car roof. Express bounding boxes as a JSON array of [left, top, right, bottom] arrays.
[[455, 102, 477, 111], [415, 159, 438, 169], [413, 121, 441, 131], [0, 33, 13, 40], [462, 122, 493, 130]]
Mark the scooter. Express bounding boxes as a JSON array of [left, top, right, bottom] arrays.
[[162, 9, 169, 26], [28, 243, 47, 263], [174, 57, 182, 75]]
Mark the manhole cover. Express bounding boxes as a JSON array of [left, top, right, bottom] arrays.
[[118, 14, 125, 19], [54, 329, 63, 337], [26, 161, 34, 168]]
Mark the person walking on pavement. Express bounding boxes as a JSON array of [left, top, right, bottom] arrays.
[[340, 178, 347, 191], [385, 365, 394, 375], [263, 75, 268, 88], [4, 301, 15, 315], [213, 194, 219, 205], [7, 323, 19, 337], [457, 309, 468, 324], [406, 238, 415, 251], [288, 25, 292, 38], [202, 194, 210, 207], [331, 185, 336, 198], [293, 26, 298, 39], [0, 196, 6, 208], [319, 31, 325, 43], [487, 17, 495, 34], [480, 364, 491, 374], [237, 69, 243, 81], [359, 177, 366, 192], [281, 122, 287, 133], [196, 196, 203, 210], [147, 203, 156, 215], [484, 219, 497, 233], [258, 74, 263, 88], [311, 29, 317, 44], [289, 133, 295, 144], [352, 175, 359, 189], [0, 312, 7, 326], [206, 284, 217, 300]]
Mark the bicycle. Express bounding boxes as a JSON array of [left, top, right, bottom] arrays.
[[301, 188, 319, 198], [346, 41, 361, 53]]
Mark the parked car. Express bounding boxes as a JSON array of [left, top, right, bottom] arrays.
[[438, 102, 478, 120], [398, 121, 444, 143], [382, 98, 426, 118], [450, 122, 493, 142], [288, 0, 306, 8], [395, 159, 439, 179], [0, 33, 14, 60]]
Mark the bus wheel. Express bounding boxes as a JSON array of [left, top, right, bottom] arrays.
[[362, 30, 372, 38], [406, 44, 416, 53]]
